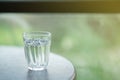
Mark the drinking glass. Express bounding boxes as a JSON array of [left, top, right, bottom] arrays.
[[23, 31, 51, 70]]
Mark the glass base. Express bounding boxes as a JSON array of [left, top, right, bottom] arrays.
[[28, 67, 46, 71]]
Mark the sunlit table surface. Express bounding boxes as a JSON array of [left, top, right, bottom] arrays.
[[0, 46, 75, 80]]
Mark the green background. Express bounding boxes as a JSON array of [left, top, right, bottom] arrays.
[[1, 14, 120, 80]]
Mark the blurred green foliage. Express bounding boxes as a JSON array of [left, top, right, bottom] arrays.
[[1, 14, 120, 80], [0, 25, 24, 46]]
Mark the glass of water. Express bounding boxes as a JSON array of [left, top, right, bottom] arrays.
[[23, 31, 51, 70]]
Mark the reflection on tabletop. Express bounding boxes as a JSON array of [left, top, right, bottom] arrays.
[[27, 69, 48, 80]]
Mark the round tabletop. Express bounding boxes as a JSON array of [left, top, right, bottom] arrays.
[[0, 46, 75, 80]]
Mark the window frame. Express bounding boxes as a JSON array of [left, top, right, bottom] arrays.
[[0, 1, 120, 13]]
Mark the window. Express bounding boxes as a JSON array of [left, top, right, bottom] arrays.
[[0, 1, 120, 80]]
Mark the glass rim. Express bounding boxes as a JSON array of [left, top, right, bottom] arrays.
[[23, 31, 51, 37]]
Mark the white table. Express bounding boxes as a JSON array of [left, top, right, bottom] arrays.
[[0, 46, 75, 80]]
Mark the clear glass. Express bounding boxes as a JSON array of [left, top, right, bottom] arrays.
[[23, 31, 51, 70]]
